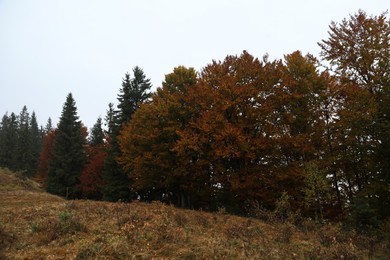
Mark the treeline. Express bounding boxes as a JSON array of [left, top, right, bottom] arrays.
[[0, 10, 389, 228], [0, 106, 51, 177]]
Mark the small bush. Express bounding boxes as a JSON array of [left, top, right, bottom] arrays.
[[30, 222, 41, 233], [59, 210, 72, 222], [275, 192, 291, 223]]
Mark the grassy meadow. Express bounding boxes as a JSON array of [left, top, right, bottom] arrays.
[[0, 168, 389, 259]]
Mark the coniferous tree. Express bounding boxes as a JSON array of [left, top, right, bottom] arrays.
[[89, 117, 105, 146], [103, 67, 152, 201], [46, 93, 86, 199], [16, 106, 31, 173], [27, 111, 42, 177], [0, 113, 10, 168], [44, 117, 53, 134], [0, 113, 19, 170], [0, 113, 8, 167], [104, 103, 115, 136]]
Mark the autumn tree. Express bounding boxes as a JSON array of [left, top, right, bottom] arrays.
[[173, 52, 277, 211], [173, 51, 331, 212], [119, 52, 334, 213], [46, 93, 87, 199], [319, 10, 390, 221], [79, 117, 106, 199], [302, 162, 331, 221], [103, 67, 152, 201], [119, 66, 197, 207], [264, 51, 330, 211], [36, 129, 57, 184]]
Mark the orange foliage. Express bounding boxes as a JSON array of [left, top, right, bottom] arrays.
[[79, 145, 107, 199], [35, 130, 57, 185]]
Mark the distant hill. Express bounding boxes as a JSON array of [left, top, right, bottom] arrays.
[[0, 168, 388, 259]]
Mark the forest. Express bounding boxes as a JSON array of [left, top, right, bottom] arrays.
[[0, 10, 389, 231]]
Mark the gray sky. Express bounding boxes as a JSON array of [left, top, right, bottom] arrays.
[[0, 0, 388, 129]]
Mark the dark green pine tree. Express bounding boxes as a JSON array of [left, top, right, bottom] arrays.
[[116, 66, 152, 124], [44, 117, 53, 134], [104, 103, 115, 136], [103, 67, 152, 201], [0, 113, 17, 169], [89, 117, 105, 146], [0, 113, 9, 168], [46, 93, 87, 199], [27, 111, 42, 177], [16, 106, 31, 173]]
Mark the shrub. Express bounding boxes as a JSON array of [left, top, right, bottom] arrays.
[[59, 210, 72, 222], [275, 192, 291, 223], [30, 222, 41, 233]]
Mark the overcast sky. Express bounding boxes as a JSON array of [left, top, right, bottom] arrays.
[[0, 0, 388, 129]]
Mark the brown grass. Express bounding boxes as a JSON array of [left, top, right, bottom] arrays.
[[0, 168, 389, 259]]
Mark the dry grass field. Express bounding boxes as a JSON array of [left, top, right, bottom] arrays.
[[1, 168, 389, 259]]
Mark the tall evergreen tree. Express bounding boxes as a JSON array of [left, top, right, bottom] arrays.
[[44, 117, 53, 134], [89, 117, 105, 146], [0, 113, 19, 170], [0, 113, 8, 167], [116, 66, 152, 124], [103, 67, 152, 201], [46, 93, 87, 199], [27, 112, 42, 177], [16, 106, 31, 173]]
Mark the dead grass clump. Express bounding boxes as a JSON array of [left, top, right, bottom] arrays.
[[172, 211, 189, 227], [276, 223, 294, 244], [0, 222, 16, 257], [299, 217, 318, 234], [316, 222, 348, 247], [225, 221, 262, 242], [195, 213, 210, 228], [32, 210, 86, 245], [77, 235, 135, 259]]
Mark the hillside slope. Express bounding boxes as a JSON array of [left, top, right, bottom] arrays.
[[0, 168, 388, 259]]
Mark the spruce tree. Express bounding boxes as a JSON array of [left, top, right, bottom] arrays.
[[0, 113, 19, 170], [44, 117, 53, 134], [27, 112, 42, 177], [89, 117, 105, 146], [103, 67, 152, 201], [46, 93, 86, 199], [0, 113, 10, 168], [16, 106, 31, 173]]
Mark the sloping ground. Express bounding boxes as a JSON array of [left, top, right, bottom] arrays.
[[0, 168, 41, 191], [0, 169, 389, 259]]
